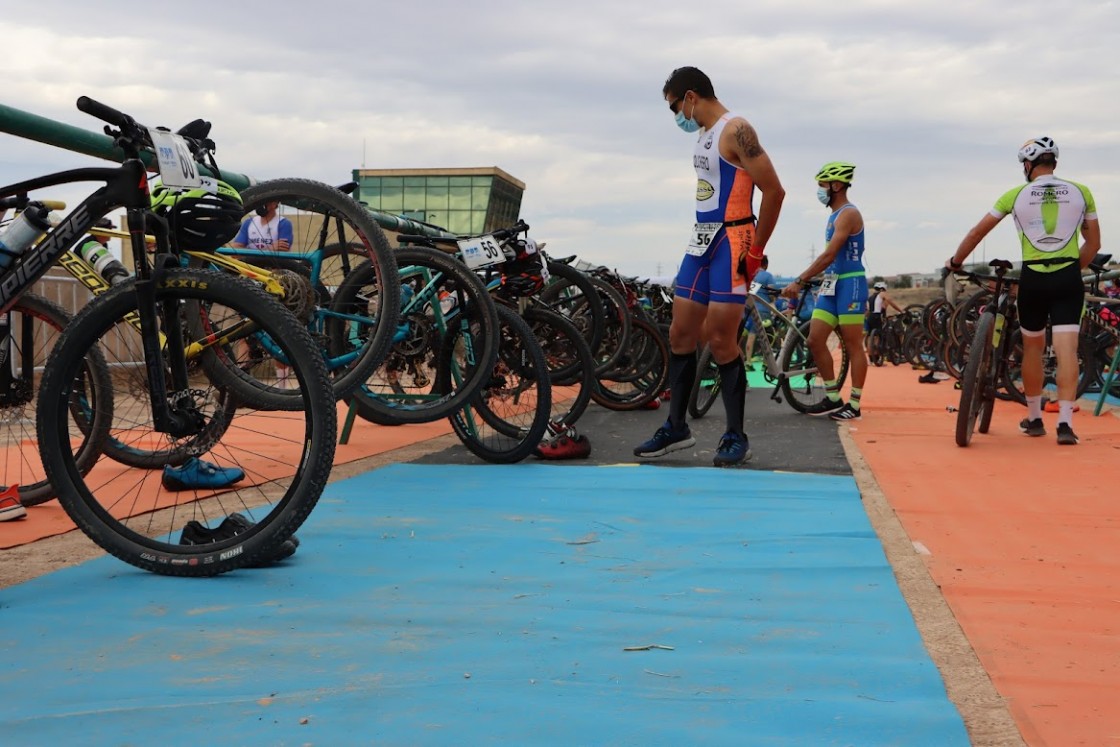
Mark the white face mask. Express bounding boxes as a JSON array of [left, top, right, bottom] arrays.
[[816, 187, 831, 206]]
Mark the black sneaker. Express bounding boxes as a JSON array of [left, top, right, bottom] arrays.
[[1018, 418, 1045, 437], [179, 512, 299, 567], [828, 403, 862, 421], [633, 419, 696, 458], [713, 431, 751, 467], [802, 398, 845, 417], [1056, 423, 1079, 445], [918, 372, 940, 384]]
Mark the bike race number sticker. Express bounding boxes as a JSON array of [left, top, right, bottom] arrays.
[[819, 273, 838, 296], [749, 281, 762, 296], [458, 235, 505, 270], [686, 222, 722, 256], [150, 130, 202, 189]]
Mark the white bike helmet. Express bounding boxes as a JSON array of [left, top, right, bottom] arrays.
[[1017, 136, 1059, 163], [873, 281, 887, 291]]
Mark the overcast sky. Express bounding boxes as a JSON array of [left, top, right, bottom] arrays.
[[3, 0, 1118, 279]]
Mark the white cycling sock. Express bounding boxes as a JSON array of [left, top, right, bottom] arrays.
[[1058, 401, 1075, 426], [1026, 395, 1042, 421]]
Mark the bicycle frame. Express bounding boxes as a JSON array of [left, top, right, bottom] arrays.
[[0, 161, 207, 436], [743, 286, 817, 401]]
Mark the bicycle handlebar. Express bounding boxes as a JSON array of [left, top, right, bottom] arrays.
[[76, 96, 135, 132]]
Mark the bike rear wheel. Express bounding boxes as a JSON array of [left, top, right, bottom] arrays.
[[235, 177, 401, 401], [687, 344, 722, 418], [449, 304, 551, 463], [37, 270, 336, 576], [778, 322, 850, 413], [0, 294, 112, 507]]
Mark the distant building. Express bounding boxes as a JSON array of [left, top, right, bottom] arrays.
[[352, 167, 526, 236]]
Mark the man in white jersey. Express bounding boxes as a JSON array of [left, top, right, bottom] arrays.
[[634, 66, 785, 467], [947, 137, 1101, 445], [231, 199, 297, 385]]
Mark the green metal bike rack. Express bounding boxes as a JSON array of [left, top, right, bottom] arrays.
[[0, 102, 455, 239]]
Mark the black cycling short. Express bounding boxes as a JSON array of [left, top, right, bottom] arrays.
[[866, 313, 883, 333], [1017, 261, 1084, 332]]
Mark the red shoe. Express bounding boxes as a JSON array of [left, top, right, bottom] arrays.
[[534, 434, 592, 460], [659, 389, 671, 401], [642, 398, 662, 410], [0, 486, 27, 522]]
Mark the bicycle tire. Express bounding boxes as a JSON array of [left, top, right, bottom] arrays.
[[1, 293, 112, 507], [587, 276, 632, 375], [523, 304, 595, 428], [538, 260, 606, 360], [956, 312, 994, 447], [337, 248, 501, 425], [591, 315, 670, 411], [449, 304, 551, 463], [234, 177, 401, 402], [1002, 327, 1094, 405], [778, 322, 850, 413], [867, 329, 883, 367], [37, 269, 337, 576], [687, 344, 722, 418]]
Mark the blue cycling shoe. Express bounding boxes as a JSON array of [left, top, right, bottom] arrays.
[[713, 431, 752, 468], [162, 457, 245, 491]]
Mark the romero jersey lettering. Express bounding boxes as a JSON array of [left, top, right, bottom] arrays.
[[694, 113, 756, 224], [991, 175, 1096, 272]]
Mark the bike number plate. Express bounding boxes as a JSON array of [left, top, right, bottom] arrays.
[[686, 222, 721, 256], [818, 273, 838, 296], [150, 130, 202, 189], [458, 235, 505, 269]]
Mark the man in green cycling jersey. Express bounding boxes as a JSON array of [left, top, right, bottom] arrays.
[[947, 136, 1101, 445]]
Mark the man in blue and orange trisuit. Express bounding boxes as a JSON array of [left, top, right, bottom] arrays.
[[634, 66, 786, 467]]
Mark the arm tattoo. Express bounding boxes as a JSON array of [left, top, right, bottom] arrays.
[[734, 122, 764, 159]]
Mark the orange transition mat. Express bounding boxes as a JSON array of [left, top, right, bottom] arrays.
[[0, 402, 452, 550], [847, 365, 1120, 747]]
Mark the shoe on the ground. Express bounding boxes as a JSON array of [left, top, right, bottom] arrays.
[[918, 372, 940, 384], [179, 512, 298, 567], [162, 457, 246, 491], [1018, 418, 1046, 437], [634, 419, 696, 458], [713, 431, 751, 467], [534, 433, 592, 460], [1056, 422, 1079, 445], [802, 398, 845, 417], [1043, 401, 1080, 413], [0, 487, 27, 522], [659, 389, 671, 401], [641, 398, 662, 410], [828, 403, 862, 421]]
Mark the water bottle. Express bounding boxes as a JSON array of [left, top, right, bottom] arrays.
[[76, 238, 130, 286], [0, 203, 51, 269]]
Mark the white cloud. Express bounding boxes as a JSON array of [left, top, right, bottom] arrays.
[[2, 0, 1118, 278]]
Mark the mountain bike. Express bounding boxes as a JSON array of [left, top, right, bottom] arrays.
[[3, 96, 336, 575], [954, 259, 1017, 446]]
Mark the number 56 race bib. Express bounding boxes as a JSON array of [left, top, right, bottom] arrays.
[[686, 222, 722, 256]]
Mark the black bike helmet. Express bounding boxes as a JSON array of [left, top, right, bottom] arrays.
[[150, 177, 244, 252]]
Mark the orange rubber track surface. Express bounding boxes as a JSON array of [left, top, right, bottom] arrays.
[[848, 364, 1120, 747]]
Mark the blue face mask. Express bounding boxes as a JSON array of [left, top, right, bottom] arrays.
[[817, 186, 832, 205], [675, 98, 700, 133]]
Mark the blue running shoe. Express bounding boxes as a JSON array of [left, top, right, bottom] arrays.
[[713, 431, 752, 467], [633, 419, 696, 458], [162, 457, 245, 491]]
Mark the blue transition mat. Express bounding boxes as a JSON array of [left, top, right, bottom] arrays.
[[0, 464, 968, 746]]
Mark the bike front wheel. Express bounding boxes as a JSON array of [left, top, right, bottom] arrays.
[[37, 269, 337, 576], [778, 322, 850, 413], [955, 312, 995, 447]]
